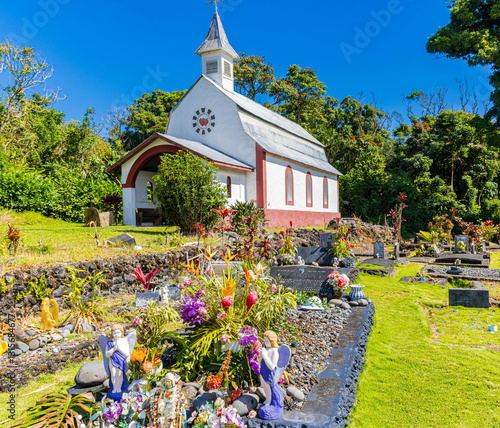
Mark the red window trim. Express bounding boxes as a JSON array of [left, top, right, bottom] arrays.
[[285, 166, 294, 206], [323, 176, 328, 208], [226, 176, 232, 198], [306, 172, 313, 207]]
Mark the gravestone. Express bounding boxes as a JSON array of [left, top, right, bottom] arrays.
[[454, 235, 469, 253], [84, 207, 100, 226], [373, 236, 385, 258], [107, 233, 136, 247], [449, 288, 489, 309], [98, 211, 114, 227], [269, 266, 355, 301], [319, 233, 335, 249], [394, 243, 400, 260], [296, 247, 334, 266], [135, 292, 160, 307], [435, 253, 487, 266]]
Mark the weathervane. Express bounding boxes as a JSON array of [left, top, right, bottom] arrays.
[[205, 0, 224, 13]]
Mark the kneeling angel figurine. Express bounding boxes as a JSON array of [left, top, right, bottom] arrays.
[[99, 324, 136, 401]]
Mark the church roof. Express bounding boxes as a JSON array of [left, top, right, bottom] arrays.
[[107, 133, 253, 173], [195, 12, 238, 59], [199, 76, 342, 175]]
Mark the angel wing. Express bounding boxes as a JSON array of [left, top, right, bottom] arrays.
[[275, 344, 291, 385], [99, 334, 110, 377], [126, 330, 137, 363]]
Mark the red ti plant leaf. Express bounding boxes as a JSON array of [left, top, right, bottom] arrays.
[[131, 267, 147, 290], [144, 265, 162, 292]]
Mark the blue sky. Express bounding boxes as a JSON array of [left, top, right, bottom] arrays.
[[0, 0, 492, 126]]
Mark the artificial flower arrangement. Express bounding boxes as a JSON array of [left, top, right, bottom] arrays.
[[327, 271, 350, 292]]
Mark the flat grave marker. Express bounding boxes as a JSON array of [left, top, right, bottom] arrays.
[[449, 288, 489, 309]]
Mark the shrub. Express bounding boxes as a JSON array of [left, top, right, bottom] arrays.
[[153, 151, 227, 231], [230, 200, 267, 234], [0, 168, 56, 214]]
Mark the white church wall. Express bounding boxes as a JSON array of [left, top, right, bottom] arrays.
[[265, 154, 338, 212], [122, 187, 136, 226], [167, 78, 256, 167], [215, 167, 246, 205]]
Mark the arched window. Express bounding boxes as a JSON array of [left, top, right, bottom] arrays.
[[147, 181, 154, 202], [285, 166, 294, 206], [323, 177, 328, 208], [226, 176, 232, 198], [306, 172, 313, 207]]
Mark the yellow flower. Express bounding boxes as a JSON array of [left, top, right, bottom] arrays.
[[222, 277, 236, 297], [222, 248, 237, 265]]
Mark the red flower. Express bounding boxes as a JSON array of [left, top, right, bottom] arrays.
[[206, 375, 222, 390], [222, 296, 233, 312], [246, 290, 258, 312]]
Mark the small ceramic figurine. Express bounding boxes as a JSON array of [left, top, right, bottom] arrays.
[[99, 324, 136, 401], [40, 298, 58, 330], [258, 330, 291, 420]]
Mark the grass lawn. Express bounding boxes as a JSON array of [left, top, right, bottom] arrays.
[[350, 263, 500, 427], [0, 210, 195, 272]]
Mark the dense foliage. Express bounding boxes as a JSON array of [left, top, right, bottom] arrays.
[[154, 151, 228, 231]]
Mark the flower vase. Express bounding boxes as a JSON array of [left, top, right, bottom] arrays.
[[349, 284, 365, 301]]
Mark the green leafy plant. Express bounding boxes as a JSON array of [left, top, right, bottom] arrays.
[[134, 301, 180, 350], [230, 200, 267, 234], [0, 277, 13, 294], [153, 151, 227, 231], [12, 392, 94, 428], [26, 275, 51, 301], [63, 267, 106, 332], [328, 225, 355, 258]]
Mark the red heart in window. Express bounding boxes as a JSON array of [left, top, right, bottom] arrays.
[[199, 118, 209, 127]]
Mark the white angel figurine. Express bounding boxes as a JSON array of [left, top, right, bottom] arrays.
[[99, 324, 136, 400]]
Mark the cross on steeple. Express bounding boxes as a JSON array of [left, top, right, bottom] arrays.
[[205, 0, 224, 13]]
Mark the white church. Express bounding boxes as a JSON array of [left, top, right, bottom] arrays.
[[108, 4, 342, 228]]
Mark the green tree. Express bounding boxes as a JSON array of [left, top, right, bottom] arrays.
[[234, 53, 275, 101], [153, 151, 227, 231], [120, 89, 186, 150], [426, 0, 500, 122], [268, 64, 327, 133]]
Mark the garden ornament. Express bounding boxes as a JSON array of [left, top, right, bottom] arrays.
[[258, 330, 291, 420], [40, 297, 58, 330], [99, 324, 136, 401]]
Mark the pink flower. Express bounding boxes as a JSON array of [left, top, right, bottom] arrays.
[[199, 307, 207, 316], [220, 334, 229, 344], [183, 278, 192, 287], [205, 267, 213, 275], [217, 312, 227, 320], [222, 296, 233, 312], [246, 290, 258, 312], [133, 316, 142, 326], [269, 284, 278, 293]]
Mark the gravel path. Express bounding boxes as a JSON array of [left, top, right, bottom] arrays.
[[278, 307, 351, 403], [423, 265, 500, 281]]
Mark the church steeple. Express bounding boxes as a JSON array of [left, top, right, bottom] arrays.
[[196, 2, 238, 91]]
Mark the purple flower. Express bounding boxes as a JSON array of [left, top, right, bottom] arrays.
[[181, 293, 207, 325], [103, 403, 122, 423], [238, 326, 258, 346]]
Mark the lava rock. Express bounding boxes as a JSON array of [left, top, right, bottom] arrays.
[[329, 299, 343, 307], [29, 339, 40, 351], [341, 302, 351, 310], [287, 386, 305, 402], [26, 330, 35, 337], [232, 394, 259, 416], [194, 392, 217, 409], [65, 324, 75, 333], [350, 301, 359, 307], [61, 330, 70, 338], [81, 323, 94, 333], [75, 361, 108, 387], [358, 299, 368, 306], [52, 334, 63, 341]]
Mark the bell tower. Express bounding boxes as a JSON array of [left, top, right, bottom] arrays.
[[196, 0, 239, 91]]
